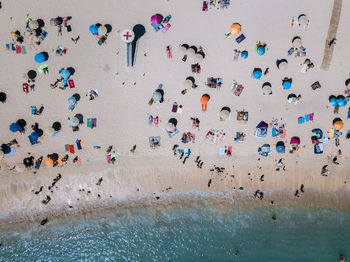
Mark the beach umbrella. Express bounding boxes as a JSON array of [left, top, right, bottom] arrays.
[[68, 96, 76, 104], [197, 51, 205, 60], [56, 17, 63, 25], [253, 68, 262, 79], [72, 93, 81, 102], [75, 114, 84, 124], [219, 107, 231, 121], [200, 94, 210, 103], [180, 44, 189, 50], [337, 95, 347, 107], [104, 24, 112, 33], [16, 119, 27, 128], [9, 123, 20, 133], [34, 52, 48, 63], [151, 14, 162, 25], [98, 25, 108, 35], [44, 157, 53, 166], [333, 119, 344, 130], [345, 78, 350, 87], [1, 144, 11, 154], [67, 117, 79, 127], [89, 24, 99, 35], [278, 60, 288, 70], [298, 14, 309, 26], [29, 132, 39, 140], [230, 23, 241, 36], [27, 70, 37, 79], [290, 136, 300, 145], [329, 95, 338, 107], [0, 92, 7, 103], [292, 36, 302, 48], [312, 128, 323, 139], [185, 76, 195, 85], [60, 69, 70, 79], [52, 122, 61, 131], [282, 79, 292, 90], [261, 144, 270, 153], [152, 91, 162, 101], [276, 141, 285, 153], [168, 118, 178, 127], [262, 82, 272, 93], [256, 45, 265, 56], [241, 50, 248, 59], [189, 45, 198, 54], [50, 18, 57, 26], [29, 20, 39, 29], [48, 153, 59, 162]]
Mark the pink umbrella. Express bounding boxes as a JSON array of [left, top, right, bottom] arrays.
[[151, 14, 162, 25], [290, 136, 300, 145]]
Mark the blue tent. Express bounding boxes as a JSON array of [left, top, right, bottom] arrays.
[[282, 80, 291, 90], [256, 121, 268, 138], [9, 123, 20, 133], [34, 52, 47, 63], [60, 69, 70, 79], [241, 50, 248, 59], [89, 24, 98, 35], [253, 68, 262, 79], [276, 141, 285, 153], [329, 95, 338, 107], [256, 46, 265, 56]]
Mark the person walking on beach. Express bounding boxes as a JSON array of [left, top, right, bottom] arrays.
[[58, 25, 63, 36], [130, 145, 136, 153], [328, 37, 336, 47]]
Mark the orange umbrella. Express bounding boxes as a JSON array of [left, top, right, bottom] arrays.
[[230, 23, 241, 36], [334, 120, 344, 130], [57, 158, 63, 165], [200, 94, 210, 112], [44, 158, 53, 166]]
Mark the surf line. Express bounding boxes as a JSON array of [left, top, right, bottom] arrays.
[[320, 0, 343, 70]]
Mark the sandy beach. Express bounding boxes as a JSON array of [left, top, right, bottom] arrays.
[[0, 0, 350, 224]]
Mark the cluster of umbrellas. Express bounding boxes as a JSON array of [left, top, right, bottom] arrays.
[[329, 95, 348, 108], [89, 23, 112, 36], [180, 44, 205, 59]]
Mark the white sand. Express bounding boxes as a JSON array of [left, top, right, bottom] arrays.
[[0, 0, 350, 221]]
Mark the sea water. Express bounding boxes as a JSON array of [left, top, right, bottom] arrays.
[[0, 203, 349, 262]]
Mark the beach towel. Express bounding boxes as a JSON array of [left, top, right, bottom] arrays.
[[69, 145, 75, 154], [11, 44, 15, 51], [68, 102, 77, 112], [65, 144, 70, 152], [172, 102, 178, 113], [227, 146, 232, 155], [16, 45, 21, 54], [235, 34, 246, 44], [23, 83, 29, 93], [5, 44, 10, 50], [151, 23, 163, 32], [298, 116, 305, 124], [162, 24, 171, 33], [28, 136, 39, 145], [68, 79, 75, 88], [92, 118, 97, 127], [329, 128, 335, 138], [167, 127, 179, 138], [106, 154, 111, 163], [76, 139, 82, 150], [35, 158, 42, 169], [31, 106, 37, 114], [21, 45, 26, 54], [305, 114, 310, 122], [234, 85, 244, 96], [219, 146, 225, 155], [308, 113, 314, 121], [272, 127, 279, 137], [87, 118, 93, 128], [80, 140, 85, 149], [6, 147, 15, 156], [202, 1, 209, 11], [287, 47, 294, 56], [280, 128, 286, 138]]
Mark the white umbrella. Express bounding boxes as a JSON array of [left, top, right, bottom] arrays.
[[29, 20, 39, 29], [278, 60, 288, 71], [298, 15, 309, 26], [99, 26, 108, 35], [292, 37, 302, 48]]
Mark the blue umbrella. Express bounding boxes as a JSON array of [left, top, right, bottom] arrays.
[[256, 46, 265, 56], [282, 80, 291, 90], [276, 145, 285, 153], [253, 68, 262, 79], [60, 69, 70, 79], [337, 96, 347, 107], [241, 50, 248, 59], [34, 53, 47, 63], [9, 123, 20, 133], [329, 96, 338, 107], [29, 132, 39, 140], [89, 24, 98, 35]]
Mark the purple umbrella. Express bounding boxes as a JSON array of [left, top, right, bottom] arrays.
[[151, 14, 162, 25]]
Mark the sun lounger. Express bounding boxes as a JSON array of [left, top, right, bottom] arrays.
[[162, 24, 171, 33], [219, 146, 225, 155], [68, 79, 75, 88]]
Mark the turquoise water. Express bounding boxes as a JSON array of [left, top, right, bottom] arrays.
[[0, 203, 349, 262]]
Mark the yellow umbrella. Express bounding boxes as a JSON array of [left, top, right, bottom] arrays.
[[230, 23, 241, 36], [334, 120, 344, 130], [11, 32, 21, 38]]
